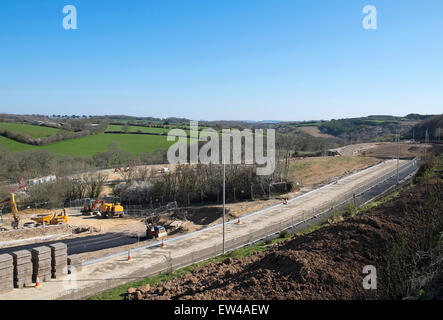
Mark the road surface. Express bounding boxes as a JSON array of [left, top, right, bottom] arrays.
[[0, 233, 140, 256]]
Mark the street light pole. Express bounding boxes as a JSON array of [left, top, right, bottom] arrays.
[[397, 131, 400, 186], [222, 161, 226, 254]]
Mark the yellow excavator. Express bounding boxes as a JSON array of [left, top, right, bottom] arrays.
[[0, 193, 20, 229]]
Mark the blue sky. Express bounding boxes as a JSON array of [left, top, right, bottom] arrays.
[[0, 0, 442, 121]]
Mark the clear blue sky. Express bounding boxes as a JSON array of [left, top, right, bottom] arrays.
[[0, 0, 442, 121]]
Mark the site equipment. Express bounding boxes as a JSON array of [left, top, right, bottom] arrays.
[[81, 199, 102, 216], [146, 222, 167, 239], [31, 209, 69, 225], [0, 194, 21, 229], [99, 201, 125, 218]]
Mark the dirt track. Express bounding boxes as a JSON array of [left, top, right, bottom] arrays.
[[127, 172, 443, 300]]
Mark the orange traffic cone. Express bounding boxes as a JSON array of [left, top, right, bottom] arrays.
[[237, 217, 242, 224], [35, 274, 41, 288], [161, 239, 166, 247], [127, 249, 132, 261]]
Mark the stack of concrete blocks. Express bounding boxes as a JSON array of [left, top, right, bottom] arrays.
[[12, 250, 32, 288], [67, 254, 83, 275], [0, 254, 14, 294], [31, 246, 51, 282], [49, 242, 67, 279]]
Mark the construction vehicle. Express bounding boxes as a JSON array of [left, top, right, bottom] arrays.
[[81, 199, 102, 216], [98, 201, 125, 218], [31, 209, 69, 225], [146, 222, 167, 239], [0, 193, 20, 229]]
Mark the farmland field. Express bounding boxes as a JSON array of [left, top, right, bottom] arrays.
[[0, 133, 178, 157], [106, 124, 210, 135], [0, 122, 60, 138], [106, 125, 172, 134]]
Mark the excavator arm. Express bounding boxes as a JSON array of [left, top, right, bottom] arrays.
[[9, 193, 19, 229]]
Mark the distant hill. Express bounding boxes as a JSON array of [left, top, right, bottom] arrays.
[[406, 114, 443, 140]]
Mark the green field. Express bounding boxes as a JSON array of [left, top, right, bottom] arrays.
[[106, 125, 172, 134], [0, 133, 179, 157], [0, 122, 60, 138], [106, 124, 210, 135]]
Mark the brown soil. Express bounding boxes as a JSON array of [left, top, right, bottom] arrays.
[[288, 156, 380, 186], [365, 143, 431, 159], [126, 174, 443, 300]]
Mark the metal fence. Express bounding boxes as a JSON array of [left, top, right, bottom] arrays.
[[33, 159, 419, 300]]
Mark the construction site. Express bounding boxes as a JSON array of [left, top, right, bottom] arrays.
[[0, 141, 435, 300]]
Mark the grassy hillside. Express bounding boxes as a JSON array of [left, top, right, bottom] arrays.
[[106, 125, 171, 134], [0, 133, 176, 157], [0, 122, 60, 138], [106, 124, 209, 135]]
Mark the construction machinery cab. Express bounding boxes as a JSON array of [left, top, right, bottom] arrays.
[[81, 199, 103, 216], [146, 222, 167, 239], [52, 209, 69, 224]]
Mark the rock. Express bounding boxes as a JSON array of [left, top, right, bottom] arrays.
[[127, 287, 136, 294], [223, 258, 233, 265], [136, 291, 143, 300], [156, 286, 164, 294], [138, 284, 151, 294]]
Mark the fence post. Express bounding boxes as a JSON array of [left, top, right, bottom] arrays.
[[251, 184, 254, 200], [170, 252, 173, 271]]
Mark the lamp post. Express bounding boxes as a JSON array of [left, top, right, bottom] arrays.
[[222, 161, 226, 254], [396, 131, 400, 186]]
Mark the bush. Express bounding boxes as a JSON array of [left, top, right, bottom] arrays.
[[279, 230, 290, 239]]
